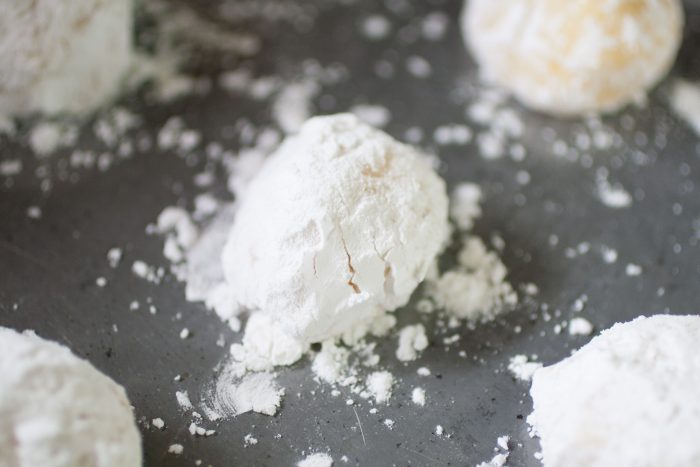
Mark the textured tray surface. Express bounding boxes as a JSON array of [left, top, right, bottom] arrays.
[[2, 1, 700, 465]]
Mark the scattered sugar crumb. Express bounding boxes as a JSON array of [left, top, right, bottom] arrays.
[[449, 183, 482, 231], [272, 80, 318, 134], [496, 435, 510, 451], [189, 422, 215, 437], [168, 444, 184, 455], [601, 246, 618, 264], [467, 86, 523, 160], [443, 334, 460, 346], [366, 371, 394, 404], [107, 247, 123, 268], [361, 15, 391, 40], [508, 355, 542, 382], [0, 159, 22, 176], [298, 452, 334, 467], [522, 283, 538, 296], [476, 452, 508, 467], [152, 418, 165, 430], [312, 340, 350, 384], [411, 387, 426, 406], [417, 367, 431, 376], [434, 124, 473, 146], [422, 12, 449, 41], [244, 433, 258, 446], [596, 169, 632, 208], [569, 317, 594, 336], [175, 390, 193, 411], [475, 435, 510, 467], [350, 104, 391, 128], [572, 296, 587, 312], [180, 328, 191, 339], [383, 419, 395, 430], [396, 324, 429, 361], [626, 263, 642, 276], [27, 206, 42, 219], [405, 56, 432, 78], [29, 122, 65, 156], [598, 183, 632, 208], [131, 260, 162, 283]]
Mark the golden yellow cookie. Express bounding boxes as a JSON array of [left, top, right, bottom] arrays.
[[463, 0, 684, 116]]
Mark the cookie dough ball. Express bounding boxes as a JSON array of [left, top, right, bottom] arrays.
[[0, 327, 141, 467], [463, 0, 684, 116], [223, 114, 449, 344], [528, 315, 700, 467], [0, 0, 133, 116]]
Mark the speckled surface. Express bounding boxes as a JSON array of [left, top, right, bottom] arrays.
[[2, 1, 700, 465]]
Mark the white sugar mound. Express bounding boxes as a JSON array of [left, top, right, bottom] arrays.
[[0, 0, 133, 116], [528, 315, 700, 467], [223, 113, 449, 346], [0, 327, 141, 467], [463, 0, 683, 116]]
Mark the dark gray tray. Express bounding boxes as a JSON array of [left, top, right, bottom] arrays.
[[2, 1, 700, 465]]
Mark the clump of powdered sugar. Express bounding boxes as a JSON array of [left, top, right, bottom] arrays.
[[418, 182, 517, 323], [156, 207, 198, 263], [568, 317, 593, 336], [228, 313, 307, 373], [396, 324, 429, 362], [450, 183, 482, 231], [507, 355, 542, 382], [29, 122, 79, 157], [312, 340, 352, 384], [411, 387, 426, 406], [366, 371, 394, 404], [427, 236, 517, 322]]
